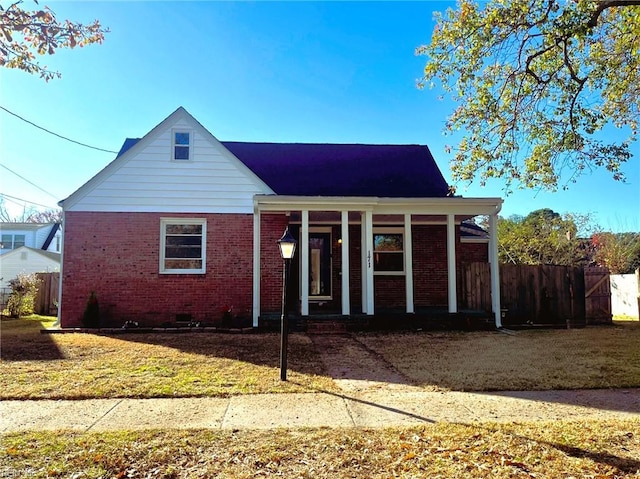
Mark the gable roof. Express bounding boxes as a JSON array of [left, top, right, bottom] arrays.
[[117, 139, 450, 198], [60, 107, 274, 212]]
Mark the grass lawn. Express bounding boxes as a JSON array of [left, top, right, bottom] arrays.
[[2, 316, 640, 399], [2, 316, 640, 477], [355, 321, 640, 391], [2, 420, 639, 478], [0, 316, 337, 399]]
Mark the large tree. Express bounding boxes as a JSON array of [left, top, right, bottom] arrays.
[[417, 0, 639, 191], [590, 231, 640, 273], [0, 0, 107, 81], [496, 208, 591, 266]]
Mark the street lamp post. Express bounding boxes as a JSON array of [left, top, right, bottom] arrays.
[[277, 227, 297, 381]]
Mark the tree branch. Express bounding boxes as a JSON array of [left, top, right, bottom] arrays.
[[588, 0, 640, 28]]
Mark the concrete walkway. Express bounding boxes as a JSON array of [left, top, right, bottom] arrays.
[[3, 334, 639, 432], [2, 388, 639, 432]]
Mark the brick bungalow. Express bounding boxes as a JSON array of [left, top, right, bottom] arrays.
[[58, 107, 503, 328]]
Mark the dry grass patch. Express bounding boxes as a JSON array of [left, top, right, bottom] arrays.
[[2, 420, 639, 478], [356, 323, 640, 391], [0, 316, 336, 399]]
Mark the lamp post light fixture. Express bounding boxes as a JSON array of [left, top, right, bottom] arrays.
[[277, 226, 297, 381]]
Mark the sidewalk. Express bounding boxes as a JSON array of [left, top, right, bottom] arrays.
[[2, 389, 639, 432]]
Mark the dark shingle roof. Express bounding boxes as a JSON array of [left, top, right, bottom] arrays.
[[223, 142, 448, 198], [117, 138, 141, 157], [460, 221, 489, 240], [117, 139, 449, 198]]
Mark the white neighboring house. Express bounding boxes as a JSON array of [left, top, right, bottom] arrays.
[[0, 247, 60, 289], [0, 223, 62, 255], [0, 223, 62, 289]]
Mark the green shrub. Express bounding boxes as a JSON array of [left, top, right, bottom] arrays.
[[82, 291, 100, 328], [6, 273, 41, 318]]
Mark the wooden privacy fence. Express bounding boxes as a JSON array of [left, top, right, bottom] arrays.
[[35, 272, 59, 316], [462, 264, 611, 326], [584, 267, 612, 323]]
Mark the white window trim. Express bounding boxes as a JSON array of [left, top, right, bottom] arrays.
[[159, 218, 206, 274], [373, 227, 405, 276], [171, 129, 193, 161]]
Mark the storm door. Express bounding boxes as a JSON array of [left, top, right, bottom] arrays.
[[308, 229, 332, 299]]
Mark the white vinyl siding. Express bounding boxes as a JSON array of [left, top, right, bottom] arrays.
[[159, 218, 206, 274], [0, 247, 60, 289], [64, 110, 274, 214]]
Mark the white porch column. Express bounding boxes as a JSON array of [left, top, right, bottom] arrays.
[[404, 213, 414, 314], [447, 214, 458, 313], [489, 213, 502, 328], [252, 209, 261, 327], [341, 210, 350, 315], [301, 210, 310, 316], [364, 210, 374, 315], [361, 212, 367, 313]]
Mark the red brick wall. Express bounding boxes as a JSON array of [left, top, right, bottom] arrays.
[[260, 220, 487, 315], [61, 212, 260, 327], [408, 225, 445, 308], [259, 215, 291, 313], [62, 212, 490, 326], [297, 223, 489, 313], [365, 225, 489, 311], [458, 241, 489, 264]]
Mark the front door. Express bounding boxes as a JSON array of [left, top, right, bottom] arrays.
[[308, 230, 332, 299]]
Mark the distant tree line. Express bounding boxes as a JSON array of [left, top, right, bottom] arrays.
[[0, 198, 62, 223], [484, 208, 640, 274]]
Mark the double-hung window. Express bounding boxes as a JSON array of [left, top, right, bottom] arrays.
[[160, 218, 206, 274], [172, 130, 191, 160], [373, 229, 404, 274], [1, 234, 25, 250]]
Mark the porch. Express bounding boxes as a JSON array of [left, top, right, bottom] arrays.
[[253, 195, 504, 329]]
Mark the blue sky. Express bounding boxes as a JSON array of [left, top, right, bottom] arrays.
[[0, 1, 638, 232]]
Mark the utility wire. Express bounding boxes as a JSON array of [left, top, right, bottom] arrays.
[[0, 105, 118, 154], [0, 193, 57, 210], [0, 163, 59, 200]]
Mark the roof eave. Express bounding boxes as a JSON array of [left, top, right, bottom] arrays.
[[254, 195, 503, 215]]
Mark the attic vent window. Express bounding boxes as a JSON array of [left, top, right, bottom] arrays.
[[173, 130, 191, 160]]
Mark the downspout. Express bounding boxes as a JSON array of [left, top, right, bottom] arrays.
[[53, 206, 65, 328]]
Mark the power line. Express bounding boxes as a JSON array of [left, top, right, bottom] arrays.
[[0, 105, 118, 154], [0, 163, 59, 200], [0, 193, 57, 210]]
